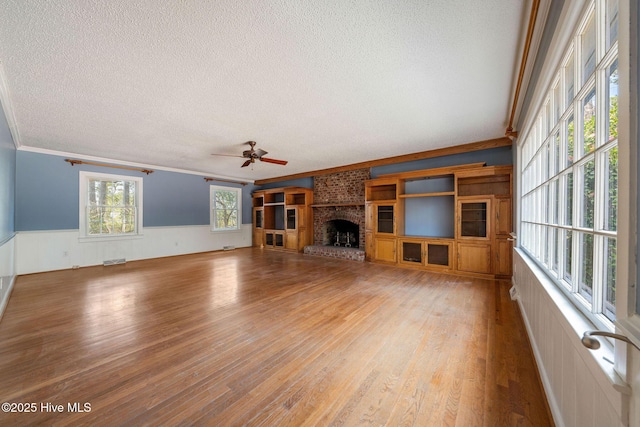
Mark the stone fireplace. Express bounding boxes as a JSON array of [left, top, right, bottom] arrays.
[[303, 168, 369, 261]]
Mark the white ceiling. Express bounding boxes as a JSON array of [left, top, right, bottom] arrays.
[[0, 0, 527, 182]]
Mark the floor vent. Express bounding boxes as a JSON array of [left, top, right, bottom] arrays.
[[223, 246, 236, 251], [103, 258, 126, 266]]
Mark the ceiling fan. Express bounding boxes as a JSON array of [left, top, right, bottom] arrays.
[[212, 141, 288, 168]]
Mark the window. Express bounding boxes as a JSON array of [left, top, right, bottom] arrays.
[[519, 0, 619, 330], [79, 172, 143, 238], [210, 185, 241, 231]]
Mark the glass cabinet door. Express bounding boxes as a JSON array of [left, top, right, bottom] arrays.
[[286, 208, 296, 230], [376, 205, 394, 234], [255, 209, 263, 228], [458, 199, 490, 239]]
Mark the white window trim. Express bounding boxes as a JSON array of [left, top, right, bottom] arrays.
[[78, 171, 144, 242], [209, 185, 242, 233]]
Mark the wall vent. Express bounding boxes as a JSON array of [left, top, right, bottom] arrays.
[[223, 246, 236, 251], [103, 258, 126, 266]]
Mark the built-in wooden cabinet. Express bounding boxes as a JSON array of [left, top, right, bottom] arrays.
[[365, 163, 513, 279], [252, 187, 313, 252]]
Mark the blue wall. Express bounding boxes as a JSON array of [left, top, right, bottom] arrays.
[[371, 145, 512, 177], [15, 151, 252, 231], [0, 107, 15, 243]]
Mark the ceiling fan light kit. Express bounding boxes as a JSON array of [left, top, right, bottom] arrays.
[[212, 141, 288, 168]]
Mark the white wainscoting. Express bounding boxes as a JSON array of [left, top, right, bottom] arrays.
[[513, 249, 628, 427], [0, 234, 16, 319], [16, 224, 252, 275]]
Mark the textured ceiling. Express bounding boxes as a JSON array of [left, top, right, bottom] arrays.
[[0, 0, 526, 182]]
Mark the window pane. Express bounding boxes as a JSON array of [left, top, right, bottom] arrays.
[[606, 59, 619, 143], [564, 172, 573, 226], [86, 178, 137, 235], [550, 178, 559, 224], [565, 52, 575, 106], [566, 114, 575, 166], [551, 227, 560, 276], [604, 237, 617, 321], [211, 187, 241, 231], [604, 146, 618, 231], [553, 82, 561, 124], [579, 158, 595, 229], [582, 89, 596, 155], [564, 230, 573, 284], [581, 14, 596, 83], [605, 0, 619, 50], [578, 232, 594, 306], [552, 132, 560, 175]]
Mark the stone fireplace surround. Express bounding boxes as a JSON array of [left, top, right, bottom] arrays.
[[303, 169, 369, 261]]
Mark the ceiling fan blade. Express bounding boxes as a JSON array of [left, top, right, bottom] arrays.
[[241, 159, 252, 168], [260, 157, 288, 166]]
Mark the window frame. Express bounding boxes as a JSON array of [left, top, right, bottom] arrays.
[[517, 0, 621, 334], [209, 185, 242, 232], [79, 171, 144, 241]]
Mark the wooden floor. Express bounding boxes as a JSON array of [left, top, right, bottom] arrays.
[[0, 248, 552, 426]]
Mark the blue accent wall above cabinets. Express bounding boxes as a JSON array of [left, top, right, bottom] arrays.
[[15, 151, 253, 231], [0, 105, 15, 243], [371, 145, 512, 177]]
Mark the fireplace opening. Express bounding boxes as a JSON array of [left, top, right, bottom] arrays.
[[322, 219, 359, 248]]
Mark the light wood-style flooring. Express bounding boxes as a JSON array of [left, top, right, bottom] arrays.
[[0, 248, 552, 426]]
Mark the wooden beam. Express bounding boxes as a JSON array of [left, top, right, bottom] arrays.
[[254, 137, 512, 186]]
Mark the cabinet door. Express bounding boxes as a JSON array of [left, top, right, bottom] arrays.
[[457, 242, 492, 274], [286, 208, 297, 230], [253, 230, 263, 247], [297, 207, 307, 229], [376, 204, 395, 234], [495, 198, 512, 236], [285, 232, 298, 251], [365, 203, 374, 232], [425, 241, 453, 269], [457, 198, 491, 239], [495, 238, 513, 276], [374, 237, 396, 263], [399, 240, 423, 265], [365, 231, 374, 261]]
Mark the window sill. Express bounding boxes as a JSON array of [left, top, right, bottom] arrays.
[[210, 228, 243, 234], [515, 248, 631, 396], [78, 234, 144, 243]]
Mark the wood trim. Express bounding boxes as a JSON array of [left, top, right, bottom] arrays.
[[506, 0, 540, 138], [254, 137, 512, 186]]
